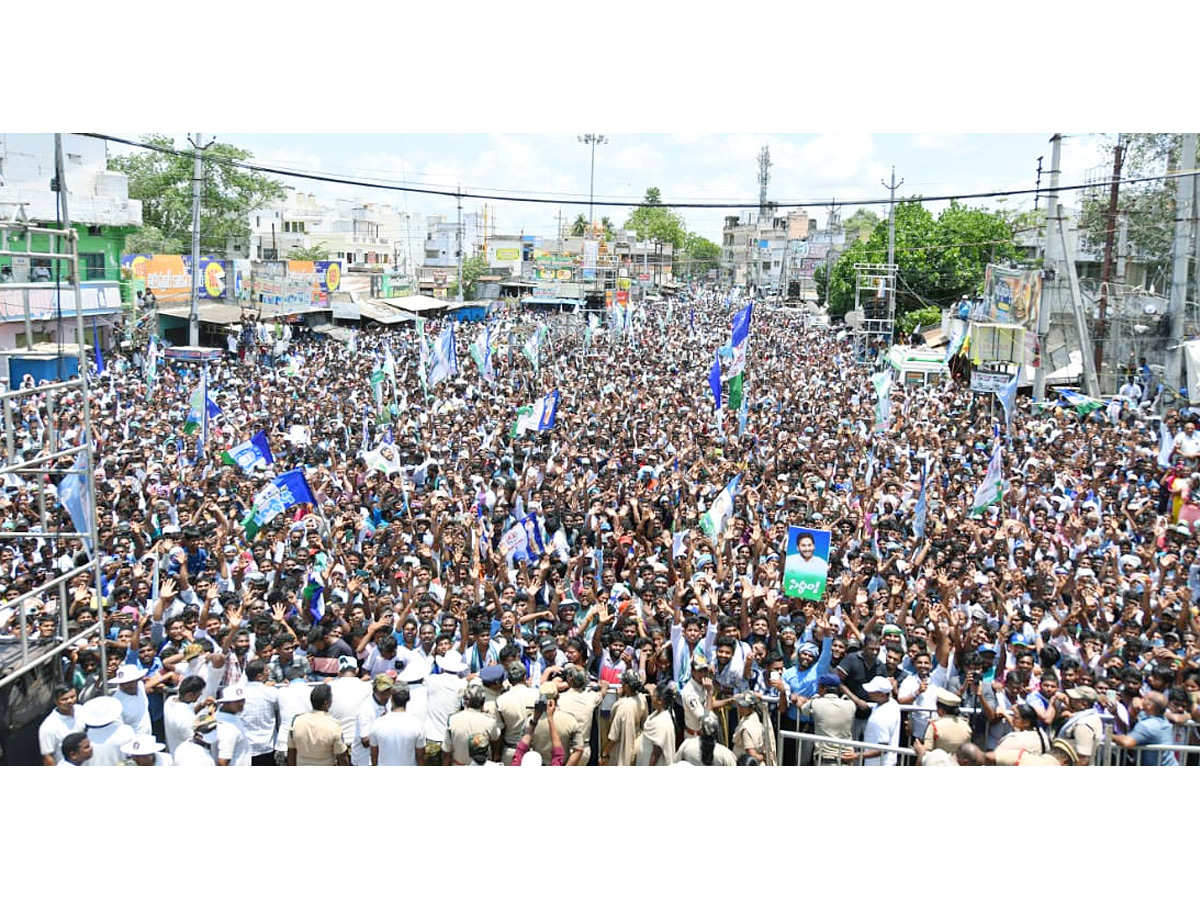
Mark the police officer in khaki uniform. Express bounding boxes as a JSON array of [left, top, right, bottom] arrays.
[[444, 683, 501, 765], [556, 665, 604, 765], [495, 663, 542, 764], [529, 682, 586, 765], [1057, 685, 1103, 766], [919, 688, 972, 755]]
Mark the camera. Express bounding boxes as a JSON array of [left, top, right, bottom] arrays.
[[533, 697, 548, 715]]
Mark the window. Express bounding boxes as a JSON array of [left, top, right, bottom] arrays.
[[256, 216, 260, 228], [79, 253, 106, 279]]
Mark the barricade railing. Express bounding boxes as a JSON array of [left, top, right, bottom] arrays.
[[778, 729, 917, 766]]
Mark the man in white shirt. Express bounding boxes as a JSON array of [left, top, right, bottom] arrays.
[[40, 685, 82, 765], [81, 697, 136, 767], [353, 674, 396, 766], [1175, 420, 1200, 462], [174, 711, 218, 767], [58, 731, 93, 766], [858, 676, 901, 766], [163, 676, 206, 756], [896, 650, 953, 741], [240, 660, 280, 765], [370, 683, 426, 765], [275, 666, 313, 760], [329, 656, 371, 750], [111, 663, 152, 734], [214, 684, 251, 766], [424, 650, 469, 766], [121, 736, 175, 766]]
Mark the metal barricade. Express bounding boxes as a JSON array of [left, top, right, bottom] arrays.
[[778, 729, 917, 766]]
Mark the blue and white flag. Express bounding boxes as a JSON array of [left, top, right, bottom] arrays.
[[242, 468, 317, 539], [511, 389, 560, 437], [470, 324, 495, 383], [737, 394, 749, 437], [708, 352, 722, 411], [997, 367, 1019, 433], [302, 572, 325, 622], [93, 339, 105, 376], [221, 431, 274, 472], [58, 450, 94, 554], [427, 324, 457, 387], [912, 461, 930, 540]]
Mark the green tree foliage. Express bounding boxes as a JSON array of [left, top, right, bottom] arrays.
[[122, 224, 184, 256], [843, 208, 881, 244], [461, 252, 490, 300], [570, 214, 588, 237], [679, 233, 722, 279], [1078, 133, 1179, 283], [821, 200, 1022, 316], [111, 135, 286, 257], [623, 186, 687, 247], [287, 241, 331, 262]]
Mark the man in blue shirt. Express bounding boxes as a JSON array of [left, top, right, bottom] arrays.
[[1111, 692, 1179, 766]]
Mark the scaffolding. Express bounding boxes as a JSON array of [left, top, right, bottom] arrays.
[[851, 263, 897, 364], [0, 136, 107, 717], [1087, 282, 1172, 395]]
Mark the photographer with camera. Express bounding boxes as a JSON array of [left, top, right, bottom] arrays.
[[511, 685, 564, 766]]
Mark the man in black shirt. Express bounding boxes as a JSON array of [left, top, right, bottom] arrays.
[[837, 633, 887, 740], [308, 624, 357, 677]]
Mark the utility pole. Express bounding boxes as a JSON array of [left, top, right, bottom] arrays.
[[187, 134, 213, 346], [578, 134, 607, 234], [1096, 135, 1124, 373], [456, 188, 464, 302], [882, 166, 903, 316], [1033, 135, 1061, 402], [1167, 133, 1197, 392]]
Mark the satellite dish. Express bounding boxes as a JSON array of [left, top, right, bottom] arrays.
[[844, 310, 862, 327]]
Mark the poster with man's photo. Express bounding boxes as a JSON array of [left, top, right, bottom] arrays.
[[783, 526, 831, 601]]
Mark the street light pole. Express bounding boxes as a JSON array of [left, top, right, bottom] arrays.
[[578, 134, 607, 235]]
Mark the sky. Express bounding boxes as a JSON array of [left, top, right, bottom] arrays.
[[96, 131, 1114, 245]]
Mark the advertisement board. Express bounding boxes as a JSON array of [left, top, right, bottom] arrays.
[[982, 264, 1042, 329]]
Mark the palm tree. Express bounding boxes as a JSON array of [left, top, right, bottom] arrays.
[[600, 216, 615, 240], [570, 214, 588, 237]]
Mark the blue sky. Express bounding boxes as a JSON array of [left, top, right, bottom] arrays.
[[103, 132, 1113, 244]]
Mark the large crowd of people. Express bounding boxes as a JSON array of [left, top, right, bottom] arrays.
[[4, 285, 1199, 767]]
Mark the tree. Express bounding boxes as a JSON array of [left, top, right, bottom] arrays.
[[1078, 133, 1179, 290], [822, 200, 1023, 316], [287, 242, 331, 262], [599, 216, 615, 241], [122, 224, 184, 256], [111, 135, 286, 257], [843, 209, 881, 244], [570, 214, 588, 237], [461, 252, 490, 300], [623, 186, 687, 247], [680, 233, 721, 280]]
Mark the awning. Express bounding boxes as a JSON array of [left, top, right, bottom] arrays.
[[522, 297, 581, 307], [193, 303, 245, 325], [160, 302, 325, 325], [312, 324, 354, 343], [357, 299, 409, 324], [379, 295, 449, 314]]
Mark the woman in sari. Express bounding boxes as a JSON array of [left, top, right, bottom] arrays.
[[635, 680, 678, 766]]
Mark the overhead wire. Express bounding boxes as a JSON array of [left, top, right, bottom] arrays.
[[75, 132, 1200, 213]]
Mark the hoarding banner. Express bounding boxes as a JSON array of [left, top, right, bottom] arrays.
[[982, 264, 1042, 329], [783, 526, 831, 601]]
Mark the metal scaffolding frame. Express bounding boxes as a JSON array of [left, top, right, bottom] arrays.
[[0, 134, 107, 696], [851, 262, 897, 364]]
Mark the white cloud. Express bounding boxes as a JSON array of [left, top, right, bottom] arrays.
[[910, 133, 966, 152]]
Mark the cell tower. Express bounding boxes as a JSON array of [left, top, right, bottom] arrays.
[[757, 145, 771, 215]]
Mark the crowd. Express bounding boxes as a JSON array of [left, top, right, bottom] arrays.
[[4, 284, 1200, 767]]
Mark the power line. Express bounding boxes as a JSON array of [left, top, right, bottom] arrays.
[[77, 131, 1200, 214]]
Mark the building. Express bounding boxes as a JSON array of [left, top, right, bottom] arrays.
[[247, 190, 413, 267], [721, 207, 816, 291], [0, 134, 141, 358]]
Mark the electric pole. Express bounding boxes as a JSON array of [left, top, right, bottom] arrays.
[[882, 167, 903, 319], [456, 187, 464, 302], [1167, 133, 1197, 392], [578, 134, 607, 233], [187, 133, 214, 346], [1033, 135, 1061, 402], [1096, 135, 1124, 373]]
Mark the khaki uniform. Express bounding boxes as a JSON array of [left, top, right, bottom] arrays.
[[444, 708, 501, 765], [680, 680, 710, 735], [288, 710, 348, 766], [1060, 711, 1102, 763], [557, 688, 603, 764], [924, 714, 972, 754], [495, 685, 541, 764], [531, 710, 585, 763], [805, 694, 855, 765], [733, 712, 767, 761]]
